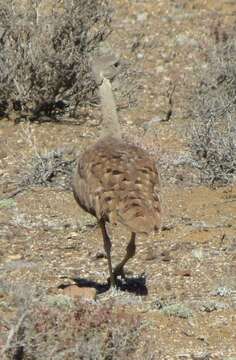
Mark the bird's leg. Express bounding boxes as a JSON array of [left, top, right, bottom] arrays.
[[99, 219, 116, 287], [113, 232, 136, 280]]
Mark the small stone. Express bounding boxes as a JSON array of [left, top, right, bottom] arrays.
[[161, 250, 171, 262], [175, 270, 191, 277], [156, 65, 165, 74], [176, 172, 184, 181], [6, 254, 23, 261], [62, 285, 96, 301], [0, 288, 7, 299], [161, 223, 175, 231], [145, 247, 157, 261], [150, 115, 162, 124], [70, 232, 78, 238], [152, 298, 163, 309], [191, 352, 211, 360], [94, 250, 107, 259], [0, 150, 7, 159], [137, 52, 144, 59], [136, 12, 148, 22], [143, 116, 162, 131], [178, 354, 191, 360]]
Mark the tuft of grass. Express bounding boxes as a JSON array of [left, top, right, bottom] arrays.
[[192, 248, 205, 261], [199, 300, 228, 312], [160, 303, 193, 319], [44, 294, 75, 310], [213, 286, 233, 297], [0, 199, 16, 209]]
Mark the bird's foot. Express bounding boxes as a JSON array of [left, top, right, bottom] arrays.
[[107, 273, 117, 288], [113, 266, 126, 281], [107, 267, 126, 288]]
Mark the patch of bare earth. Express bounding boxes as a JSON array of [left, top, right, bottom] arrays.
[[0, 1, 236, 359]]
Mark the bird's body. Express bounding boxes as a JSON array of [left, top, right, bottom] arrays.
[[73, 136, 161, 234], [73, 56, 161, 286]]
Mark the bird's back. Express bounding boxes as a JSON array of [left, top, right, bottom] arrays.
[[73, 136, 161, 234]]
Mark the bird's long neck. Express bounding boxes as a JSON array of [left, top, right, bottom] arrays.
[[98, 77, 121, 140]]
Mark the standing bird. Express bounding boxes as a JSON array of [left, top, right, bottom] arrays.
[[72, 56, 161, 287]]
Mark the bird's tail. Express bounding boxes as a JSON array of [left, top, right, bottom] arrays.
[[115, 204, 161, 235]]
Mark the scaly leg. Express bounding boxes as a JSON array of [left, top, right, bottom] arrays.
[[113, 232, 136, 280], [99, 219, 116, 287]]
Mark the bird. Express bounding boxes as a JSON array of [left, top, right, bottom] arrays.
[[72, 55, 161, 287]]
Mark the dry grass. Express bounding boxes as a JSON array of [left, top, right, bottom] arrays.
[[0, 0, 112, 121], [0, 284, 142, 360], [20, 147, 76, 190], [189, 26, 236, 185], [11, 123, 77, 190]]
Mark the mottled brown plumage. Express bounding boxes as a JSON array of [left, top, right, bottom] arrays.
[[72, 56, 161, 286], [73, 136, 161, 233]]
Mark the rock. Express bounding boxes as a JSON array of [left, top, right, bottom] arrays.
[[62, 285, 96, 301], [161, 250, 171, 262], [137, 52, 144, 60], [94, 251, 107, 259]]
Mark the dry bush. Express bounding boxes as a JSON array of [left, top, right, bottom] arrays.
[[13, 123, 76, 190], [0, 0, 112, 121], [189, 28, 236, 185], [21, 147, 76, 190], [2, 295, 141, 360]]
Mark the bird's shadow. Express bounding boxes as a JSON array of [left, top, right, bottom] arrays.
[[58, 274, 148, 296]]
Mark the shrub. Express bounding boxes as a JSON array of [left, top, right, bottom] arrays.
[[0, 0, 112, 121], [160, 303, 193, 319], [189, 28, 236, 185], [2, 297, 141, 360], [20, 147, 76, 190]]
